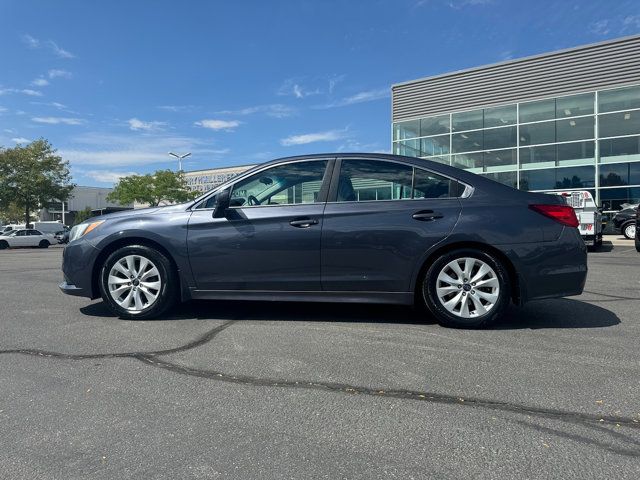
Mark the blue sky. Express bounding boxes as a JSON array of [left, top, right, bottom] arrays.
[[1, 0, 639, 186]]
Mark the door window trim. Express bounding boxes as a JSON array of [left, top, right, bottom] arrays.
[[193, 158, 336, 210], [327, 157, 472, 204]]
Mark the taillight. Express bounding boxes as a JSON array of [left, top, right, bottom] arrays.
[[529, 204, 579, 228]]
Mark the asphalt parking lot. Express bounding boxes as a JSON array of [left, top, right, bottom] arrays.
[[0, 242, 639, 479]]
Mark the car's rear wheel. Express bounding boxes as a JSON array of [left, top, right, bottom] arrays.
[[99, 245, 177, 320], [39, 240, 50, 248], [422, 249, 510, 329], [623, 222, 636, 240]]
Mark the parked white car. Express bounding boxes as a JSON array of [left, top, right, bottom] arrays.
[[0, 229, 56, 249]]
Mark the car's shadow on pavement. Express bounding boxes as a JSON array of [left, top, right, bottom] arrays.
[[80, 297, 620, 330]]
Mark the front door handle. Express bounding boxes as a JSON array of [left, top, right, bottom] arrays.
[[412, 210, 443, 221], [289, 217, 319, 228]]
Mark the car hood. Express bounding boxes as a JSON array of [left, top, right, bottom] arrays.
[[84, 203, 191, 223]]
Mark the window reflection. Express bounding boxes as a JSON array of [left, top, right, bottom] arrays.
[[599, 111, 640, 138], [452, 109, 483, 132], [598, 85, 640, 113]]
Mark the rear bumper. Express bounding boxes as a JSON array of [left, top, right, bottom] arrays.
[[498, 227, 587, 303]]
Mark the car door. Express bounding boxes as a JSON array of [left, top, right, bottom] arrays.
[[11, 230, 29, 246], [28, 230, 44, 246], [187, 158, 333, 291], [321, 157, 463, 292]]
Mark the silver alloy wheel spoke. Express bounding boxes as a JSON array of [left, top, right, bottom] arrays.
[[435, 257, 500, 319], [107, 254, 162, 313]]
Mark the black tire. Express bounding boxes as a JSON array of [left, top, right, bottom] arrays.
[[422, 248, 511, 329], [39, 240, 50, 248], [99, 245, 178, 320], [622, 222, 636, 240], [0, 240, 8, 250]]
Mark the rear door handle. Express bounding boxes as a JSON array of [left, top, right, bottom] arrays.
[[289, 217, 319, 228], [412, 210, 443, 221]]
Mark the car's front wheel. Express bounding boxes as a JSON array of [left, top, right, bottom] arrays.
[[99, 245, 177, 319], [422, 249, 510, 329], [623, 222, 636, 240], [0, 240, 8, 250], [39, 240, 50, 248]]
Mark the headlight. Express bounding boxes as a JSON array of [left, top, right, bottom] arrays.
[[69, 221, 104, 242]]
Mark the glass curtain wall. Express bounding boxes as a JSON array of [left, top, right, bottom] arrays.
[[392, 84, 640, 209]]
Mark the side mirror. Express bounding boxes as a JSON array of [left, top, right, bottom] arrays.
[[212, 189, 230, 218]]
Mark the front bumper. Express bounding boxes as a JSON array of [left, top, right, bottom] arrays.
[[59, 280, 87, 297], [60, 239, 101, 299]]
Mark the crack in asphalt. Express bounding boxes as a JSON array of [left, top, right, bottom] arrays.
[[0, 319, 238, 360], [583, 290, 640, 301], [1, 319, 639, 438]]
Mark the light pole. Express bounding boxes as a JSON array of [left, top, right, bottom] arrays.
[[168, 152, 191, 172]]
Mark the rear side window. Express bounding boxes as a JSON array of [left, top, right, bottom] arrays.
[[336, 159, 463, 202], [413, 168, 463, 199], [337, 160, 413, 202]]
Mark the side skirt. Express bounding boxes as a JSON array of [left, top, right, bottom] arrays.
[[189, 289, 415, 306]]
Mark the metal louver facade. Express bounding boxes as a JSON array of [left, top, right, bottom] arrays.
[[392, 35, 640, 122]]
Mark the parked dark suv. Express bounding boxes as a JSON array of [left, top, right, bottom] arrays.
[[612, 206, 638, 239], [60, 154, 587, 328]]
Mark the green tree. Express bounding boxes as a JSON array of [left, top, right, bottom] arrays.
[[107, 169, 197, 207], [73, 206, 94, 225], [0, 139, 74, 227], [0, 202, 36, 224]]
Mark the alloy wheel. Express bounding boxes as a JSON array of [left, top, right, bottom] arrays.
[[107, 255, 162, 312], [435, 257, 500, 318], [624, 223, 636, 239]]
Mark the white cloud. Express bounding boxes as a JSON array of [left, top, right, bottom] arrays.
[[59, 132, 229, 168], [328, 74, 346, 94], [21, 34, 40, 48], [32, 116, 85, 125], [195, 119, 241, 131], [20, 34, 75, 58], [280, 128, 348, 146], [127, 117, 166, 131], [277, 78, 322, 98], [623, 15, 640, 30], [12, 137, 30, 144], [48, 69, 72, 79], [447, 0, 493, 8], [31, 78, 49, 87], [46, 40, 75, 59], [83, 170, 138, 184], [590, 19, 610, 36], [0, 106, 7, 114], [314, 88, 389, 109], [214, 104, 295, 118], [157, 105, 196, 112], [21, 89, 43, 97], [0, 88, 44, 97]]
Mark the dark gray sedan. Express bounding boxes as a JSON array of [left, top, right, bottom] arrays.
[[60, 154, 587, 328]]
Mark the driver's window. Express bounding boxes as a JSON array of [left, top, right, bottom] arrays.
[[229, 160, 328, 207]]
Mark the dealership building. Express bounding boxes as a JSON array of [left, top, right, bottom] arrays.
[[184, 164, 255, 193], [391, 35, 640, 209]]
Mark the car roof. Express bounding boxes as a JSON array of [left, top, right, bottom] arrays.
[[242, 152, 500, 187]]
